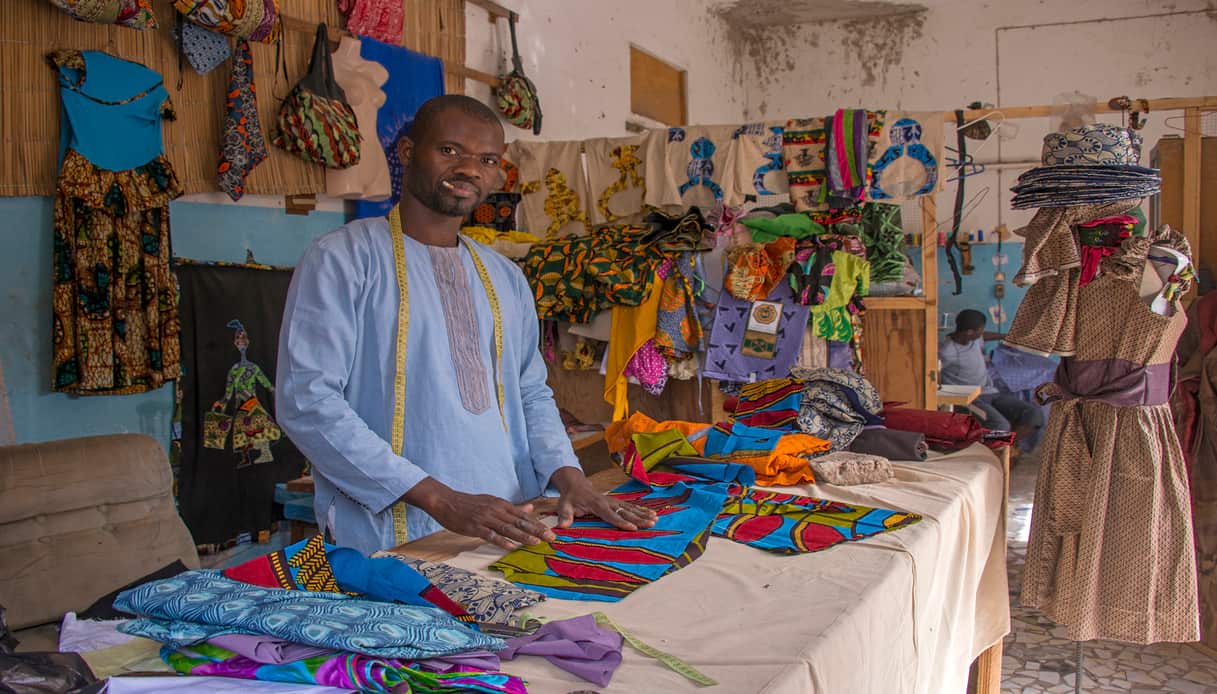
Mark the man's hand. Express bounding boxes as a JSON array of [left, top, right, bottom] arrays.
[[404, 478, 554, 551], [549, 467, 658, 531]]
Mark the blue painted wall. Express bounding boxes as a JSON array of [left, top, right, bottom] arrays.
[[0, 197, 344, 449], [909, 242, 1029, 336]]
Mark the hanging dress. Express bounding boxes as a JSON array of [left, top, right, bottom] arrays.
[[49, 50, 183, 395], [1021, 231, 1200, 644]]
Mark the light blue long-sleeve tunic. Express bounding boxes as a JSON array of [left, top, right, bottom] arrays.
[[276, 217, 579, 554]]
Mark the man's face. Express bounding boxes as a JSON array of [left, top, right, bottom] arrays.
[[400, 110, 505, 218]]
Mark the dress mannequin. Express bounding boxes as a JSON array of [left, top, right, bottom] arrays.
[[1141, 244, 1192, 316], [326, 36, 391, 201]]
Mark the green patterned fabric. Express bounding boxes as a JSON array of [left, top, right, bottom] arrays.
[[858, 203, 905, 284]]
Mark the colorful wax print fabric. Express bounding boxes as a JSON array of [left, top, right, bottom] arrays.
[[730, 378, 805, 430], [715, 489, 920, 554], [785, 113, 884, 212], [867, 112, 942, 202], [491, 460, 752, 602], [824, 109, 872, 207], [163, 642, 526, 694], [222, 535, 473, 624], [521, 213, 706, 323], [701, 421, 828, 485], [371, 555, 546, 625], [492, 453, 919, 601], [115, 571, 503, 659], [216, 40, 267, 200]]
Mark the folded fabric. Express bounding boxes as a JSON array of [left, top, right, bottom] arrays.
[[492, 461, 753, 602], [702, 420, 829, 485], [222, 534, 473, 624], [103, 675, 345, 693], [206, 635, 329, 665], [848, 427, 927, 461], [58, 613, 135, 653], [881, 406, 1010, 451], [499, 614, 623, 687], [807, 451, 894, 486], [115, 570, 503, 659], [162, 642, 526, 694], [715, 487, 919, 554], [371, 554, 546, 625], [792, 367, 884, 450], [493, 458, 921, 600], [731, 377, 804, 430], [603, 411, 710, 455], [741, 213, 825, 243]]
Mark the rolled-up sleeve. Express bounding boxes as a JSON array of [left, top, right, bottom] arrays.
[[276, 230, 427, 515], [510, 269, 581, 492]]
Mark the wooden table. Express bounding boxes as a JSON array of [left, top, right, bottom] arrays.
[[937, 383, 982, 410]]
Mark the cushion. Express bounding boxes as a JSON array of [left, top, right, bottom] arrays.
[[0, 435, 199, 629]]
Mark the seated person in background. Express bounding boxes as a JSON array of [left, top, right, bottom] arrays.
[[940, 309, 1044, 445]]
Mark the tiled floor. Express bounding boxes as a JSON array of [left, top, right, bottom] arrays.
[[1002, 453, 1217, 693]]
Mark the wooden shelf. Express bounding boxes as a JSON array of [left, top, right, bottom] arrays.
[[866, 296, 927, 310]]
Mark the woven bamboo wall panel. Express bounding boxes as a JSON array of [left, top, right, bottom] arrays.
[[1, 0, 342, 197], [400, 0, 466, 95]]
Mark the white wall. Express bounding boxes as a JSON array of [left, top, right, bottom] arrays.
[[733, 0, 1217, 235], [463, 0, 750, 142]]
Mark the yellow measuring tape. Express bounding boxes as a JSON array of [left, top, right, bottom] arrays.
[[386, 206, 508, 545]]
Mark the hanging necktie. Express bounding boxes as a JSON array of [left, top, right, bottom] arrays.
[[217, 40, 268, 201]]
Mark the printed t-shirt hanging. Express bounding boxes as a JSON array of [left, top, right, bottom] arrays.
[[508, 139, 592, 238], [723, 122, 788, 206], [585, 135, 647, 223], [867, 111, 944, 202]]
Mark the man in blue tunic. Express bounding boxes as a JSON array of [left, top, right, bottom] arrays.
[[277, 95, 655, 554]]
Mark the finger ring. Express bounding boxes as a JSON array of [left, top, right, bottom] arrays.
[[502, 524, 513, 536], [514, 518, 529, 530], [487, 529, 498, 540], [615, 506, 627, 515]]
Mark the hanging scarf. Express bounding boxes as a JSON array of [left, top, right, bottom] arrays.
[[216, 40, 267, 201]]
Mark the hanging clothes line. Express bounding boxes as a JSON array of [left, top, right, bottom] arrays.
[[279, 14, 503, 89]]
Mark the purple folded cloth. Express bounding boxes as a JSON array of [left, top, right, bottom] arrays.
[[416, 650, 501, 673], [207, 634, 330, 664], [208, 634, 502, 674], [499, 615, 623, 687]]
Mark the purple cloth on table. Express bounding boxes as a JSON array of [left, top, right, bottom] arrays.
[[416, 650, 501, 673], [703, 282, 810, 383], [206, 635, 329, 665], [499, 615, 623, 687]]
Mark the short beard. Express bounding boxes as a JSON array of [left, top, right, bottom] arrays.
[[404, 169, 481, 217]]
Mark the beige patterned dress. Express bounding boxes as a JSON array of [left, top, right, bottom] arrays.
[[1021, 234, 1200, 644]]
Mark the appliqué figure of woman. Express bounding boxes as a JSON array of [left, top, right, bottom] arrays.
[[203, 319, 282, 467]]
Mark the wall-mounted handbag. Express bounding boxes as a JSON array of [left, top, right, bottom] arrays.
[[271, 23, 362, 169], [494, 12, 542, 135], [175, 0, 281, 43], [47, 0, 157, 29]]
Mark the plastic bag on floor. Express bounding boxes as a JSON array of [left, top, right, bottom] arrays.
[[0, 651, 96, 694]]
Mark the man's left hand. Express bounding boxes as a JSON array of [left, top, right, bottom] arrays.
[[550, 467, 658, 531]]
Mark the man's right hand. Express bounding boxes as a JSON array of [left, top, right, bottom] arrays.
[[404, 478, 555, 551]]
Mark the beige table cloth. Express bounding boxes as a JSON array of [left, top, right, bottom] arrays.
[[432, 445, 1010, 693]]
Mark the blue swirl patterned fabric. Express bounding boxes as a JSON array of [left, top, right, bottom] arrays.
[[114, 570, 504, 659], [1040, 123, 1141, 166], [1010, 124, 1160, 210]]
